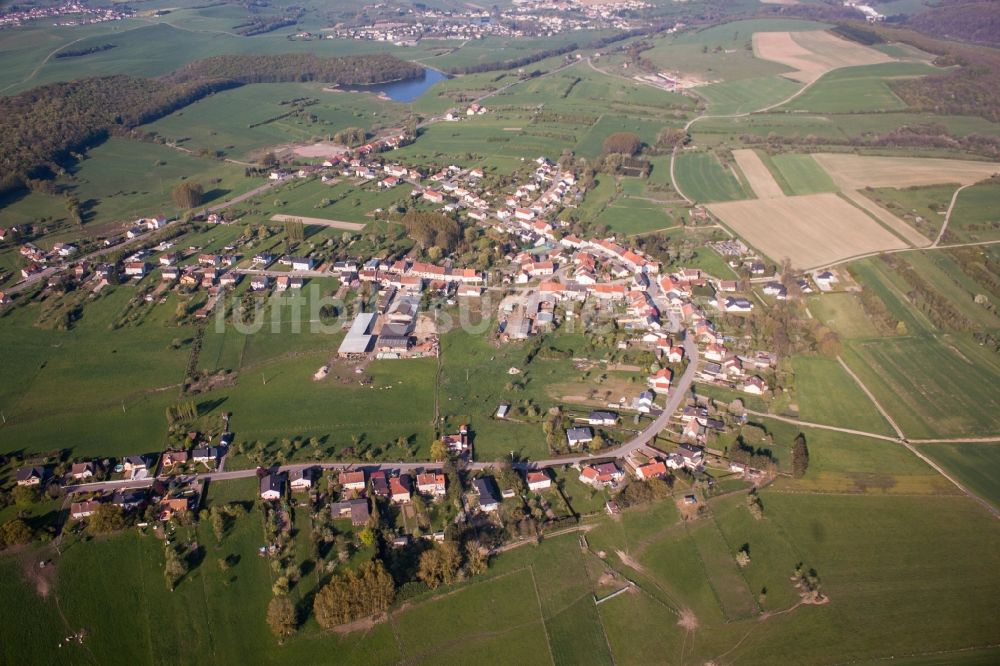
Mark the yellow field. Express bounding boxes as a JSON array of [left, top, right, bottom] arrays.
[[811, 153, 1000, 189], [707, 192, 909, 269], [753, 30, 892, 83], [732, 149, 784, 199]]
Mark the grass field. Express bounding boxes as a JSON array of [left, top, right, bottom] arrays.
[[859, 184, 956, 240], [843, 334, 1000, 439], [674, 152, 753, 203], [807, 293, 882, 339], [764, 153, 839, 195], [915, 443, 1000, 510], [0, 137, 254, 237], [790, 355, 894, 435], [594, 196, 674, 235], [695, 75, 801, 114], [781, 61, 938, 113], [944, 181, 1000, 243], [143, 83, 403, 160]]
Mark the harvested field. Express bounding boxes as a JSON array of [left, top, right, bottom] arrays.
[[753, 30, 892, 84], [840, 189, 930, 247], [811, 153, 1000, 190], [707, 192, 908, 269], [732, 149, 784, 199], [290, 142, 351, 158], [270, 214, 366, 231]]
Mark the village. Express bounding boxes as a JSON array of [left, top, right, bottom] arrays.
[[326, 0, 651, 45]]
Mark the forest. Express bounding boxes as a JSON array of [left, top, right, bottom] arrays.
[[0, 53, 422, 196]]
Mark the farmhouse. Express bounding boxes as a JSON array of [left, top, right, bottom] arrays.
[[338, 313, 376, 357]]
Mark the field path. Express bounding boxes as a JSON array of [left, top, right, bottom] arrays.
[[933, 183, 972, 246], [835, 356, 905, 439]]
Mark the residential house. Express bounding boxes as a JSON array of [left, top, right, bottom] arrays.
[[526, 470, 551, 492], [473, 477, 500, 512], [158, 497, 190, 521], [161, 450, 189, 468], [588, 411, 618, 427], [677, 443, 704, 471], [290, 468, 315, 492], [742, 376, 768, 395], [416, 472, 446, 497], [390, 475, 412, 503], [330, 498, 370, 525], [15, 466, 46, 486], [370, 471, 390, 498], [649, 368, 672, 394], [192, 447, 220, 464], [70, 461, 96, 480], [580, 462, 623, 487], [634, 390, 655, 413], [635, 460, 668, 480], [566, 426, 594, 447], [260, 474, 284, 500], [71, 500, 102, 520]]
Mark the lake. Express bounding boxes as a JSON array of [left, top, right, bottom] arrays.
[[343, 68, 448, 103]]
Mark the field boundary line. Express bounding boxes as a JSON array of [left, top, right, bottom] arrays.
[[528, 565, 557, 666], [742, 408, 898, 442], [933, 183, 972, 247], [900, 441, 1000, 518], [835, 356, 905, 439]]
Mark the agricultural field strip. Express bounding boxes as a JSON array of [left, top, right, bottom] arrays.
[[841, 189, 931, 247], [811, 153, 1000, 190], [706, 192, 908, 269], [732, 149, 785, 199], [270, 214, 366, 231], [752, 30, 893, 84]]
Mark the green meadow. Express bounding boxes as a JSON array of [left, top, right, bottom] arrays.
[[673, 151, 752, 203], [781, 62, 940, 114]]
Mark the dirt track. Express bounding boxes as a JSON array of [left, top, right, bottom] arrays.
[[270, 214, 366, 231]]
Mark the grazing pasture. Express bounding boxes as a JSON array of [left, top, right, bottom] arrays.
[[707, 192, 908, 268], [753, 30, 893, 84]]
